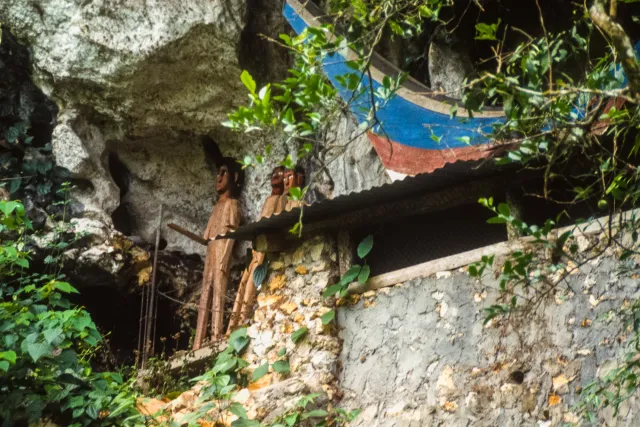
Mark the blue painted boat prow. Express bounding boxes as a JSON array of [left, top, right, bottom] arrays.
[[282, 0, 632, 176], [283, 0, 506, 175]]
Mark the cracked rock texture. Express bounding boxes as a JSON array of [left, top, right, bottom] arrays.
[[338, 255, 640, 426], [1, 0, 388, 253]]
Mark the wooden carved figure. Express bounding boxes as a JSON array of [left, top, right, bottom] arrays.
[[284, 166, 306, 211], [227, 166, 287, 332], [193, 158, 243, 350]]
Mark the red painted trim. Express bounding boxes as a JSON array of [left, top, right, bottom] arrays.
[[368, 132, 508, 176]]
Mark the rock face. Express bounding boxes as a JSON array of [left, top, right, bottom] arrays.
[[1, 0, 388, 254], [428, 40, 474, 98], [1, 0, 256, 249], [1, 0, 246, 137]]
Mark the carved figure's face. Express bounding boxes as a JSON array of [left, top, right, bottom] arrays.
[[270, 167, 285, 193], [283, 169, 297, 193], [216, 165, 230, 194]]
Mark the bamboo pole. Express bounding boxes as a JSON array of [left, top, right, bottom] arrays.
[[143, 204, 163, 367], [136, 273, 146, 369]]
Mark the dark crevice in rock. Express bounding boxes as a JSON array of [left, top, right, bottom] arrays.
[[238, 0, 291, 86], [200, 135, 223, 175], [108, 151, 135, 235]]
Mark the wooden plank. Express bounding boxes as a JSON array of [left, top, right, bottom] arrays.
[[348, 240, 527, 294], [168, 223, 208, 246]]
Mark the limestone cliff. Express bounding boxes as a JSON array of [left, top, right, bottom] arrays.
[[0, 0, 388, 255]]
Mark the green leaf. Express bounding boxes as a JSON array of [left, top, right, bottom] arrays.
[[9, 177, 21, 193], [241, 70, 257, 94], [0, 361, 9, 372], [258, 84, 270, 102], [341, 265, 361, 284], [55, 281, 79, 294], [229, 402, 248, 419], [291, 327, 308, 344], [418, 6, 433, 18], [358, 265, 370, 284], [0, 351, 16, 364], [43, 328, 63, 345], [289, 186, 302, 201], [231, 420, 261, 427], [252, 362, 269, 382], [322, 283, 343, 298], [5, 126, 19, 143], [357, 235, 374, 258], [475, 19, 501, 41], [1, 201, 18, 215], [15, 258, 29, 269], [86, 404, 99, 420], [253, 264, 268, 290], [321, 310, 335, 325], [302, 409, 329, 419], [486, 216, 507, 224], [232, 335, 250, 353], [272, 360, 290, 373], [497, 203, 510, 217], [282, 108, 295, 125], [27, 342, 50, 362], [284, 413, 299, 426], [214, 357, 237, 374]]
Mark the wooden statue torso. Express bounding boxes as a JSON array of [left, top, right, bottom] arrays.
[[203, 198, 241, 275], [260, 194, 286, 219]]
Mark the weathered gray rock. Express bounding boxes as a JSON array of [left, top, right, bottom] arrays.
[[428, 41, 474, 98], [321, 114, 390, 198], [52, 110, 120, 223], [2, 0, 389, 255], [1, 0, 246, 137]]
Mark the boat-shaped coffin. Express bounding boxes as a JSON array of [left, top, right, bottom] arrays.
[[283, 0, 506, 177]]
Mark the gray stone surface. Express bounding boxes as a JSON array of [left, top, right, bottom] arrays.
[[0, 0, 246, 137], [428, 41, 474, 99], [338, 256, 640, 426], [2, 0, 389, 254]]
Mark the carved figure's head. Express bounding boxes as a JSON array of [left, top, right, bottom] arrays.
[[270, 166, 285, 195], [283, 168, 296, 194], [215, 157, 243, 198], [284, 166, 306, 195]]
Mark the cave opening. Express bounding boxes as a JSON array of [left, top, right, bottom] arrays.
[[68, 256, 199, 369]]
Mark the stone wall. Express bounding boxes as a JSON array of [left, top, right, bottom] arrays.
[[162, 234, 344, 424], [337, 254, 640, 426], [242, 235, 342, 422]]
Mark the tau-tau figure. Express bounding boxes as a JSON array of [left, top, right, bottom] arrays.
[[284, 166, 306, 211], [227, 166, 287, 332], [193, 158, 243, 350]]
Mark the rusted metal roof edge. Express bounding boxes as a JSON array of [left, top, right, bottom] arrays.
[[216, 159, 521, 241]]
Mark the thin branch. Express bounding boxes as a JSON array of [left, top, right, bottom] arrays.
[[590, 0, 640, 99]]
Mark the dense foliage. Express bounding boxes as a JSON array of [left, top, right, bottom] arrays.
[[0, 199, 141, 426]]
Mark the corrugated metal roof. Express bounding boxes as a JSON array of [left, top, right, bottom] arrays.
[[217, 159, 520, 241]]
